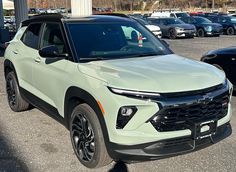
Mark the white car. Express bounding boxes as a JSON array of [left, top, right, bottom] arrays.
[[151, 11, 189, 19], [46, 9, 58, 14], [132, 17, 162, 38]]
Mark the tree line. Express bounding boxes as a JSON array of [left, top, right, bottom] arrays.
[[27, 0, 236, 11]]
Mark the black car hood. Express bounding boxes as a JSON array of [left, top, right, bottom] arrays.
[[206, 46, 236, 55], [200, 23, 222, 28], [169, 24, 195, 29]]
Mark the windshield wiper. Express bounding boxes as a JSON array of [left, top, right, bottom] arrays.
[[79, 57, 107, 62], [79, 53, 164, 62], [136, 52, 163, 57], [122, 52, 163, 58]]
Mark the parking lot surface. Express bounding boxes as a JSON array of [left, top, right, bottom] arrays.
[[0, 35, 236, 172]]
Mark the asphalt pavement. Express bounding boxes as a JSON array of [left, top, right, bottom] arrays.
[[0, 35, 236, 172]]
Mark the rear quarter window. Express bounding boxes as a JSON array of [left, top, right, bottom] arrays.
[[21, 23, 42, 49]]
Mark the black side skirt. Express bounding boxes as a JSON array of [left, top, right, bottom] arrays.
[[19, 87, 67, 128]]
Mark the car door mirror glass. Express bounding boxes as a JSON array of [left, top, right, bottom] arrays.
[[39, 45, 68, 58]]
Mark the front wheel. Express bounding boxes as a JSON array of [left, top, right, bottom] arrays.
[[197, 28, 205, 37], [70, 104, 112, 168], [226, 27, 235, 35], [169, 29, 177, 39]]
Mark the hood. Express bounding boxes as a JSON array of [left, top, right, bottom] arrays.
[[145, 25, 161, 31], [205, 46, 236, 55], [169, 24, 195, 30], [200, 23, 222, 28], [78, 54, 225, 93]]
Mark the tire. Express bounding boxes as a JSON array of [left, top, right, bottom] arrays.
[[197, 28, 205, 37], [226, 27, 235, 35], [70, 103, 112, 168], [169, 28, 177, 39], [5, 71, 29, 112]]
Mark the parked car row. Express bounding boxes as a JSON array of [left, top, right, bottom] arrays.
[[148, 17, 196, 39], [148, 11, 236, 37], [28, 7, 70, 15]]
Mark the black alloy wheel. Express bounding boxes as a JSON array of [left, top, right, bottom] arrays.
[[5, 72, 29, 112], [226, 27, 235, 35], [169, 28, 177, 39], [6, 74, 17, 108], [71, 112, 95, 162], [197, 28, 205, 37], [70, 104, 111, 168]]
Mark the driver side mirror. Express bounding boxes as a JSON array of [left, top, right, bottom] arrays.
[[39, 45, 68, 58]]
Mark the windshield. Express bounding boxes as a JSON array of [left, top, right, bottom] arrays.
[[194, 17, 212, 23], [176, 13, 189, 18], [134, 18, 150, 25], [166, 18, 185, 24], [67, 21, 171, 62], [229, 16, 236, 23]]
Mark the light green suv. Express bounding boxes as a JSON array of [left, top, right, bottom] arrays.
[[4, 14, 233, 168]]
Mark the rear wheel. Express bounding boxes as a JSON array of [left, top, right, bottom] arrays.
[[169, 29, 177, 39], [197, 28, 205, 37], [226, 27, 235, 35], [70, 104, 112, 168], [6, 72, 29, 112]]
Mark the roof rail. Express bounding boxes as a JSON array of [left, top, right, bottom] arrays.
[[96, 13, 129, 18]]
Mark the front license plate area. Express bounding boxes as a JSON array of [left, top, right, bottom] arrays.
[[190, 119, 217, 140]]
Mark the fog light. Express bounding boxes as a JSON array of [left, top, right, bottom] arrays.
[[120, 107, 134, 116], [116, 106, 137, 129]]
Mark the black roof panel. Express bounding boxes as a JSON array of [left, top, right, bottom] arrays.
[[22, 14, 134, 26]]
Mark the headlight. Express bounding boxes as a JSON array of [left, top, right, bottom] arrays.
[[175, 27, 184, 32], [205, 26, 213, 32], [108, 87, 161, 99]]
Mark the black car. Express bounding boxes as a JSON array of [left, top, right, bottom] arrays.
[[181, 16, 223, 37], [148, 17, 196, 39], [201, 47, 236, 89], [204, 15, 236, 35]]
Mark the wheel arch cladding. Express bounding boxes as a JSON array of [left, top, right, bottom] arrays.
[[64, 86, 110, 143]]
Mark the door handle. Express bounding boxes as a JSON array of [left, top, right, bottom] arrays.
[[34, 57, 41, 63], [13, 50, 18, 54]]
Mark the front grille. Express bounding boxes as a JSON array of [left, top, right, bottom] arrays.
[[150, 92, 229, 132], [184, 29, 195, 32]]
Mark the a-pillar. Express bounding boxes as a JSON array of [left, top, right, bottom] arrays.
[[71, 0, 92, 16], [14, 0, 28, 29]]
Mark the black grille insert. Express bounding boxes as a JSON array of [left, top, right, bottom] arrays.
[[150, 92, 229, 132]]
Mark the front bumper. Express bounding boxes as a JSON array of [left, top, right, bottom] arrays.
[[176, 30, 195, 37], [205, 28, 223, 36], [109, 123, 231, 161], [152, 31, 162, 38]]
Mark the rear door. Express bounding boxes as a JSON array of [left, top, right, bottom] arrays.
[[15, 23, 42, 92]]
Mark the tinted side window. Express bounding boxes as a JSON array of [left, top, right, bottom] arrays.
[[160, 19, 167, 25], [21, 23, 42, 49], [40, 23, 66, 54], [170, 14, 175, 18], [151, 19, 160, 25]]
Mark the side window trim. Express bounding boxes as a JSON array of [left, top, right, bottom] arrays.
[[39, 21, 73, 61]]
